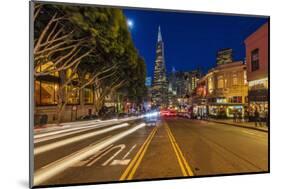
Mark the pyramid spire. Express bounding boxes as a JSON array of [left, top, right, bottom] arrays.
[[157, 26, 162, 42]]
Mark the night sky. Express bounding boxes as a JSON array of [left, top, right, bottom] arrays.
[[123, 9, 268, 77]]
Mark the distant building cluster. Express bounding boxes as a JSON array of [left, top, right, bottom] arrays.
[[149, 22, 268, 120]]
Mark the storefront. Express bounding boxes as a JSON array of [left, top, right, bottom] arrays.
[[248, 77, 268, 121], [208, 103, 245, 118]]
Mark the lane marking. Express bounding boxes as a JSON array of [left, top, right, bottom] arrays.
[[34, 123, 146, 186], [110, 159, 131, 166], [122, 144, 137, 160], [165, 123, 194, 176], [102, 144, 126, 166], [120, 127, 157, 180], [34, 123, 129, 155]]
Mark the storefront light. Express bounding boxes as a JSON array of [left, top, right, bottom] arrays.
[[249, 77, 268, 88]]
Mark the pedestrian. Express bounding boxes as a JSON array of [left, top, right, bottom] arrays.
[[265, 111, 268, 127], [238, 110, 242, 123], [254, 109, 260, 127], [244, 109, 249, 122], [233, 110, 236, 122]]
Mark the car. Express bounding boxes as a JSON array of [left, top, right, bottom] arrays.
[[160, 109, 177, 117], [144, 111, 159, 126]]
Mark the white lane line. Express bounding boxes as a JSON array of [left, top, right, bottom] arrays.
[[101, 144, 126, 166], [34, 122, 125, 143], [34, 123, 129, 155], [34, 123, 146, 186], [122, 144, 137, 160]]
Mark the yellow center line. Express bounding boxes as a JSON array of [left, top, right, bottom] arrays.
[[165, 123, 194, 176], [120, 126, 157, 180]]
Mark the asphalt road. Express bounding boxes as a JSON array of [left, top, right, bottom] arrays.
[[33, 116, 268, 187]]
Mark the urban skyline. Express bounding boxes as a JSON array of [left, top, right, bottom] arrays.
[[123, 9, 268, 77]]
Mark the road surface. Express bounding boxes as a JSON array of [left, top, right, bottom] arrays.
[[32, 116, 268, 187]]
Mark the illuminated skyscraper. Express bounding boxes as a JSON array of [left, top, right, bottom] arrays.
[[152, 26, 168, 108]]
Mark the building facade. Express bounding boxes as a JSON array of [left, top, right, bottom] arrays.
[[216, 48, 233, 65], [244, 22, 269, 120], [35, 66, 96, 124], [152, 26, 168, 108], [192, 61, 248, 118], [185, 70, 201, 96]]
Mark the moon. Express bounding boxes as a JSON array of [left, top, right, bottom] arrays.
[[127, 19, 134, 29]]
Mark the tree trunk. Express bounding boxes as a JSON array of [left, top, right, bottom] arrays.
[[56, 70, 66, 125]]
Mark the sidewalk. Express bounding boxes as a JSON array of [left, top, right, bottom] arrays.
[[205, 118, 268, 132]]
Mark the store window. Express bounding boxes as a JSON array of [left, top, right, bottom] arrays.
[[248, 78, 268, 90], [232, 96, 242, 103], [35, 80, 58, 105], [67, 86, 79, 104], [251, 48, 259, 72], [84, 88, 93, 104]]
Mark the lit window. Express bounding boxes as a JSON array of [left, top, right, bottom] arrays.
[[67, 86, 79, 104], [84, 88, 93, 104], [244, 71, 247, 84], [35, 80, 58, 105], [66, 69, 78, 80], [208, 77, 214, 93], [36, 61, 59, 77], [233, 74, 238, 85], [217, 76, 224, 89]]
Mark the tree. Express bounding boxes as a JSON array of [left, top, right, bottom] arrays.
[[33, 2, 147, 123]]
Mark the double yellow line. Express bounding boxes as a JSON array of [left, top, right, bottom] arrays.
[[165, 123, 194, 176], [120, 127, 157, 180]]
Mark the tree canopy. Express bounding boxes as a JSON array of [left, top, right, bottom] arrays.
[[34, 2, 147, 118]]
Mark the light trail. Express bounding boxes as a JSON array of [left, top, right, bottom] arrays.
[[34, 123, 146, 186], [34, 121, 125, 141], [34, 123, 130, 155]]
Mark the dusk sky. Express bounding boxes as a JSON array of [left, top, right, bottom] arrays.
[[123, 9, 268, 77]]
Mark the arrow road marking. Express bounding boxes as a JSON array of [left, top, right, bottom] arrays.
[[101, 144, 126, 166]]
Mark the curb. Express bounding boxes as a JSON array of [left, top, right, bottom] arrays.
[[206, 120, 268, 133]]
